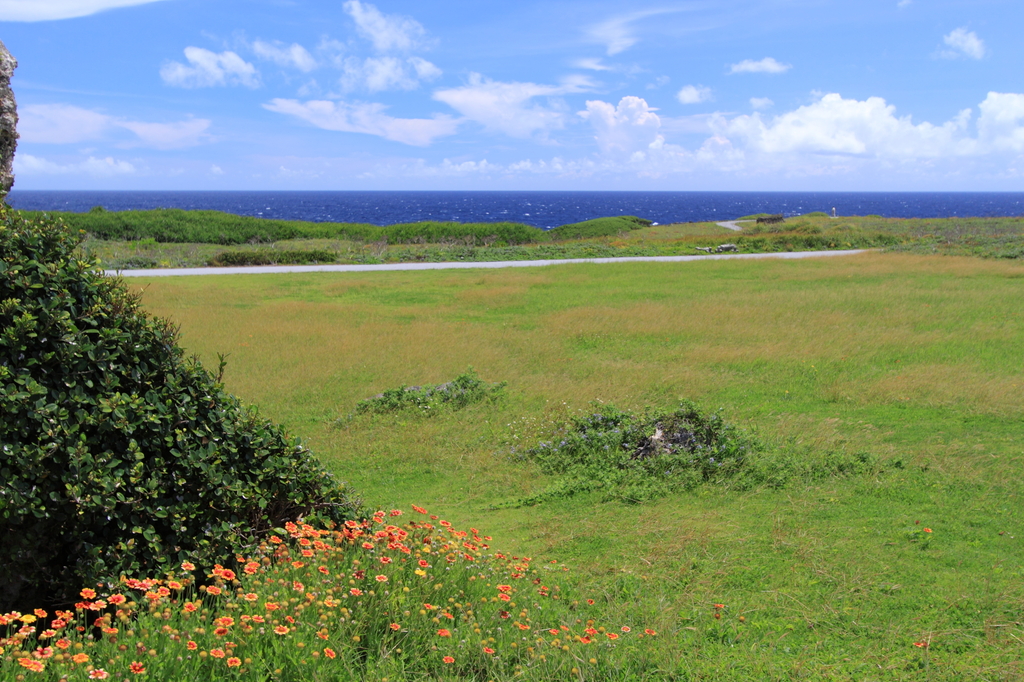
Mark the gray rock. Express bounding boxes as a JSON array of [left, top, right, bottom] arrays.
[[0, 40, 17, 197]]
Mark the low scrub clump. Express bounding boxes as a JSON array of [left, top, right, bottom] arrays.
[[0, 206, 359, 612], [546, 215, 651, 240], [208, 249, 337, 266], [0, 506, 658, 681], [509, 401, 754, 506], [349, 369, 506, 418]]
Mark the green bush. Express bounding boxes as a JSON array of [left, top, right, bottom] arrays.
[[509, 401, 754, 505], [348, 368, 506, 418], [0, 205, 360, 612], [18, 208, 547, 246], [209, 249, 337, 266]]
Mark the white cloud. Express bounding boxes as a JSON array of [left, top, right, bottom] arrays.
[[116, 117, 212, 150], [343, 0, 427, 52], [976, 92, 1024, 152], [676, 85, 712, 105], [719, 93, 975, 158], [586, 9, 675, 56], [18, 103, 211, 149], [339, 55, 440, 92], [941, 27, 986, 60], [161, 47, 260, 89], [15, 153, 136, 176], [579, 96, 663, 156], [210, 165, 224, 175], [897, 0, 912, 7], [729, 57, 791, 74], [750, 97, 774, 110], [19, 104, 111, 143], [408, 56, 442, 80], [0, 0, 167, 21], [252, 40, 317, 72], [263, 98, 459, 146], [433, 73, 592, 139], [573, 58, 612, 72]]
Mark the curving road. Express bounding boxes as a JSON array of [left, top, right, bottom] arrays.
[[109, 249, 870, 277]]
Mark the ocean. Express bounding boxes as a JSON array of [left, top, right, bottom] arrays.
[[7, 190, 1024, 229]]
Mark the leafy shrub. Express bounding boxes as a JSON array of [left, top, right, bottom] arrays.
[[349, 369, 506, 418], [209, 249, 337, 266], [107, 255, 159, 269], [0, 205, 360, 612], [509, 401, 754, 506], [547, 215, 651, 240]]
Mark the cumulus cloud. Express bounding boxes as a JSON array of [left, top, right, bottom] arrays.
[[940, 27, 986, 60], [750, 97, 774, 110], [15, 154, 137, 176], [18, 103, 212, 149], [343, 0, 427, 52], [976, 92, 1024, 152], [263, 98, 459, 146], [433, 73, 592, 139], [719, 92, 975, 158], [579, 96, 663, 156], [252, 40, 317, 72], [161, 47, 260, 88], [0, 0, 167, 21], [729, 57, 791, 74], [676, 85, 712, 105]]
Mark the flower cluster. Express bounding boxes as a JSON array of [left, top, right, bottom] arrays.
[[0, 506, 654, 680]]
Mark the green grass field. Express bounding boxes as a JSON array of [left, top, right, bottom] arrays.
[[127, 252, 1024, 679]]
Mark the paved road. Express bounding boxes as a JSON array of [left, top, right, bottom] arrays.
[[716, 220, 754, 231], [109, 249, 869, 277]]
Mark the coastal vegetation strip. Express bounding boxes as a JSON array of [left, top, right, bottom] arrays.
[[23, 207, 1020, 269]]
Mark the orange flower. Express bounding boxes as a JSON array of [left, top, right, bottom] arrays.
[[362, 542, 374, 550], [497, 585, 512, 593], [89, 670, 110, 679], [274, 626, 290, 635], [644, 628, 657, 636], [80, 588, 97, 599], [318, 566, 330, 575], [129, 661, 145, 674], [72, 653, 90, 664], [264, 602, 280, 611], [19, 658, 45, 672], [483, 647, 495, 654], [108, 594, 126, 605], [55, 639, 71, 650], [580, 636, 592, 644], [243, 593, 258, 602], [183, 602, 198, 613], [923, 528, 933, 533], [350, 588, 363, 596], [216, 616, 235, 628], [913, 641, 928, 648], [187, 641, 198, 651], [324, 647, 337, 659], [621, 626, 631, 633], [214, 627, 229, 637], [412, 505, 427, 514], [606, 632, 619, 640], [206, 586, 222, 596], [379, 556, 393, 564], [498, 594, 511, 602], [389, 623, 401, 631], [437, 628, 451, 637], [221, 569, 236, 581], [226, 657, 241, 667], [443, 656, 455, 664], [244, 562, 260, 575], [181, 561, 196, 571], [375, 575, 388, 582]]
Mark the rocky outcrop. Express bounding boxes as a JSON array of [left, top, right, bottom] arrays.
[[0, 40, 17, 196]]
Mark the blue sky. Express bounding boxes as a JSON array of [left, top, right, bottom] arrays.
[[2, 0, 1023, 190]]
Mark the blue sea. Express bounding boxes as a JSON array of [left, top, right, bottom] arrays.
[[7, 191, 1024, 229]]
